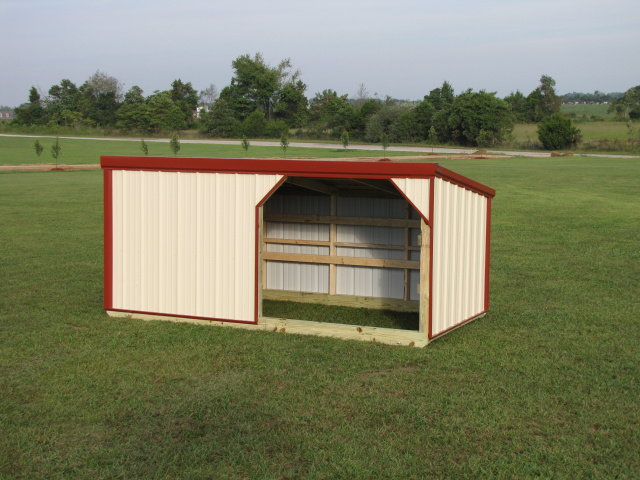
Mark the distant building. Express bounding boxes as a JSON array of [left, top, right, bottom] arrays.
[[0, 109, 14, 120]]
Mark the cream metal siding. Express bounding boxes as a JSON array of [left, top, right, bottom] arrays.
[[111, 170, 282, 322], [431, 177, 488, 336], [391, 178, 430, 222]]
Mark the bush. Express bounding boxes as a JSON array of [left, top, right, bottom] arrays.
[[265, 120, 289, 139], [537, 114, 582, 150]]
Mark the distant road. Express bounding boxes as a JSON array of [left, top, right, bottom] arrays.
[[2, 134, 639, 159]]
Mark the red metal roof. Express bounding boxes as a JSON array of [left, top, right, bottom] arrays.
[[100, 156, 495, 198]]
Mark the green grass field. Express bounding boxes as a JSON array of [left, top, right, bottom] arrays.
[[0, 135, 415, 167], [511, 121, 632, 142], [560, 103, 614, 119], [1, 152, 639, 478]]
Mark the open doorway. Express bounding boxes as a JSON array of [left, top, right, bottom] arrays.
[[259, 176, 426, 332]]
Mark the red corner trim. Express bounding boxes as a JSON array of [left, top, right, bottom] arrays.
[[428, 177, 435, 339], [103, 169, 113, 310], [484, 196, 492, 311]]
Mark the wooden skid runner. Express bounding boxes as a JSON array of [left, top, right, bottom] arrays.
[[107, 310, 430, 347]]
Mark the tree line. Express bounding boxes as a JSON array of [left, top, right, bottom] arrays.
[[9, 55, 640, 148]]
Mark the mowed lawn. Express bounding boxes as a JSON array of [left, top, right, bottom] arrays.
[[511, 121, 633, 144], [1, 155, 639, 478], [0, 135, 414, 167]]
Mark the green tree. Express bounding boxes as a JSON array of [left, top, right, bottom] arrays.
[[116, 101, 151, 133], [427, 81, 455, 111], [280, 133, 289, 158], [274, 80, 309, 127], [34, 140, 44, 157], [427, 126, 438, 152], [525, 75, 561, 122], [123, 85, 145, 104], [169, 132, 181, 156], [199, 83, 219, 110], [146, 91, 187, 132], [504, 90, 528, 123], [13, 87, 45, 125], [241, 136, 250, 157], [447, 89, 514, 147], [199, 98, 241, 138], [309, 89, 357, 138], [140, 138, 149, 155], [242, 110, 268, 137], [116, 86, 150, 133], [380, 132, 390, 157], [83, 70, 124, 101], [394, 108, 424, 143], [539, 75, 562, 117], [170, 79, 199, 125], [341, 130, 349, 151], [221, 53, 298, 122], [364, 105, 409, 143], [352, 97, 383, 138], [537, 113, 581, 150], [46, 79, 80, 119], [608, 85, 640, 119], [51, 137, 62, 168]]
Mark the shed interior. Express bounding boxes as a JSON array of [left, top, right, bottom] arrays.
[[259, 176, 429, 332]]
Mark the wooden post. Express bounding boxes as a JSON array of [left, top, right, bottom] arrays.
[[403, 201, 410, 301], [329, 190, 337, 295], [258, 205, 265, 318], [419, 219, 430, 334]]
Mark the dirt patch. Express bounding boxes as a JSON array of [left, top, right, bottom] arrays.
[[0, 164, 100, 172]]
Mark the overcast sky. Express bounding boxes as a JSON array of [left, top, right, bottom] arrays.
[[1, 0, 638, 107]]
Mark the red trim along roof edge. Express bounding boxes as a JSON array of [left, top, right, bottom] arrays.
[[100, 156, 495, 198]]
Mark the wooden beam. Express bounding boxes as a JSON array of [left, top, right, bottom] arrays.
[[263, 251, 420, 270], [264, 213, 421, 228], [329, 192, 337, 295], [264, 238, 331, 247], [264, 238, 419, 251], [419, 219, 430, 334], [107, 310, 429, 347], [286, 177, 332, 195], [350, 178, 401, 196]]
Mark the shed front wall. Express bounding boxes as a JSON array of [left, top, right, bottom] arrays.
[[431, 177, 489, 336], [110, 170, 282, 322]]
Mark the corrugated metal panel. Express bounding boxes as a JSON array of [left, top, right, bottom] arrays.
[[112, 170, 282, 322], [336, 196, 407, 298], [431, 177, 487, 336], [337, 197, 405, 218], [265, 194, 330, 293], [392, 178, 430, 221]]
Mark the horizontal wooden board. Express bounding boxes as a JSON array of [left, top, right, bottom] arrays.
[[107, 310, 428, 347], [263, 252, 420, 270], [264, 213, 421, 228]]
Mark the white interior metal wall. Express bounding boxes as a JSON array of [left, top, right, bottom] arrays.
[[265, 194, 331, 293], [431, 177, 488, 336], [111, 170, 282, 322], [265, 193, 418, 299]]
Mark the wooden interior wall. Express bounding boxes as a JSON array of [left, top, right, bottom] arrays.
[[260, 180, 425, 313]]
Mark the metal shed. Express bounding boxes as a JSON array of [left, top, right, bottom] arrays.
[[101, 156, 495, 347]]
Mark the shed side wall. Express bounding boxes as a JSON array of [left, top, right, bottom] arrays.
[[431, 177, 488, 336], [111, 170, 282, 322]]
